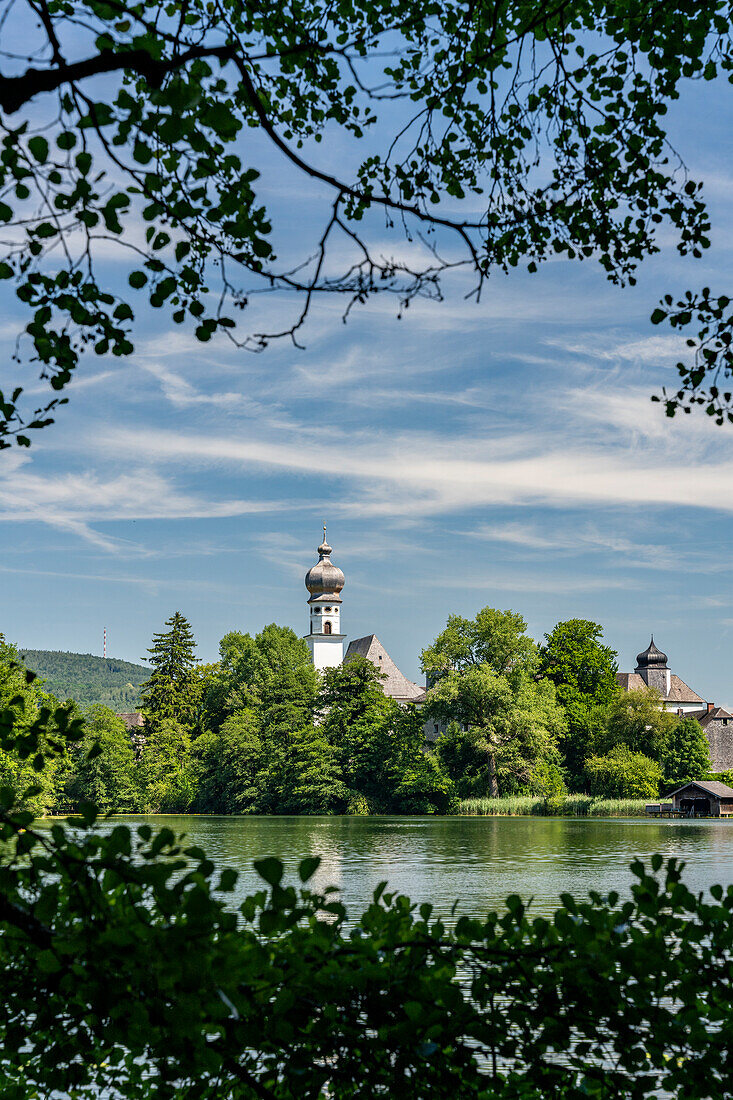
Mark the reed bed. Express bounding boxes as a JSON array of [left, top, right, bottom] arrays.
[[458, 795, 649, 817]]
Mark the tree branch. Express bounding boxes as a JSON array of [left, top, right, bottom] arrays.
[[233, 57, 484, 272], [0, 43, 236, 114]]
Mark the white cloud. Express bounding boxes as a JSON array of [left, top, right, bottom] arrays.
[[556, 333, 690, 366], [98, 402, 733, 522], [0, 464, 290, 550]]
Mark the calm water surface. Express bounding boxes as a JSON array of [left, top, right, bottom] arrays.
[[102, 815, 733, 918]]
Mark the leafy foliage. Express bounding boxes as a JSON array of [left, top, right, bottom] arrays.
[[202, 626, 317, 735], [585, 744, 663, 799], [1, 706, 733, 1100], [7, 608, 723, 811], [539, 619, 619, 784], [601, 686, 678, 759], [660, 715, 711, 788], [652, 288, 733, 422], [0, 635, 75, 813], [139, 720, 195, 813], [424, 608, 565, 797], [421, 607, 538, 683], [1, 2, 731, 442], [65, 704, 139, 813]]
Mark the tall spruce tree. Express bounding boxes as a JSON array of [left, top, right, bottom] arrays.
[[141, 612, 200, 732]]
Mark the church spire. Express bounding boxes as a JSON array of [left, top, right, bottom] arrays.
[[303, 527, 345, 670]]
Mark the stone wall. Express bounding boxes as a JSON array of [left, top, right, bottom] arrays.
[[706, 721, 733, 771]]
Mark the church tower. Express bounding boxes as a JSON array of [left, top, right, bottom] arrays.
[[304, 526, 345, 670], [635, 637, 671, 697]]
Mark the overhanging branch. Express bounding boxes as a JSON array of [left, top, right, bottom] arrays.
[[0, 43, 236, 114]]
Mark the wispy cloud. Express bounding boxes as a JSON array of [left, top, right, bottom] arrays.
[[466, 521, 727, 573], [0, 464, 291, 550], [100, 409, 733, 520]]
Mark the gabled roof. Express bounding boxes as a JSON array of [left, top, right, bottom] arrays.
[[344, 635, 424, 702], [116, 711, 145, 728], [698, 705, 733, 726], [664, 780, 733, 799], [616, 672, 705, 705]]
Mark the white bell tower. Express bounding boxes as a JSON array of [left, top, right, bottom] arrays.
[[304, 525, 345, 671]]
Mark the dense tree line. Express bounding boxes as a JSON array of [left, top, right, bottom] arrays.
[[0, 608, 714, 815], [427, 611, 711, 802]]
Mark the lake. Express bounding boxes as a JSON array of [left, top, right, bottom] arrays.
[[104, 814, 733, 918]]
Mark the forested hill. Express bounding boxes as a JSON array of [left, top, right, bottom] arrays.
[[17, 650, 148, 710]]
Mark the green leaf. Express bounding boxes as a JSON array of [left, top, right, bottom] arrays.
[[28, 136, 49, 164], [650, 308, 666, 325], [254, 857, 284, 888], [298, 856, 321, 883], [219, 868, 238, 891], [251, 237, 272, 258], [128, 271, 147, 289]]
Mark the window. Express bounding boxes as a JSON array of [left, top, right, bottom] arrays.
[[313, 608, 320, 614], [324, 621, 332, 635], [724, 718, 729, 726]]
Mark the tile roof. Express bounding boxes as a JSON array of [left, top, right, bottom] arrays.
[[697, 705, 733, 726], [616, 672, 705, 704], [344, 635, 424, 703], [664, 780, 733, 799], [116, 711, 145, 729]]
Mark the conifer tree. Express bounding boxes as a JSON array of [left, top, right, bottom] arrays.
[[141, 612, 200, 731]]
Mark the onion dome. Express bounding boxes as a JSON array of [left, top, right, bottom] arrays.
[[635, 636, 668, 671], [305, 526, 344, 597]]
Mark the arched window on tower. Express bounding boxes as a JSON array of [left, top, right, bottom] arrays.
[[324, 621, 332, 635]]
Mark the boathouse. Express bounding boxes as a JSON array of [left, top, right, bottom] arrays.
[[665, 781, 733, 817]]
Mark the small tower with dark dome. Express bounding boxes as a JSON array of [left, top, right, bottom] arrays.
[[304, 525, 345, 670], [635, 636, 671, 697]]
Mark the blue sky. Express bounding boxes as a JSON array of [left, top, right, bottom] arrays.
[[1, 63, 733, 705]]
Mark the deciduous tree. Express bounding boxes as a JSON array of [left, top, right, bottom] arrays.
[[429, 661, 565, 797], [421, 607, 538, 685], [203, 626, 316, 737], [601, 686, 677, 761], [2, 1, 731, 445], [660, 715, 711, 789], [539, 619, 619, 783], [585, 744, 662, 799], [138, 719, 195, 812], [193, 709, 264, 813], [65, 704, 139, 812]]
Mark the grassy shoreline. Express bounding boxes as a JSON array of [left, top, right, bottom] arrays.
[[459, 795, 649, 817]]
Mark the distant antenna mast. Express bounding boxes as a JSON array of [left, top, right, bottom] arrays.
[[103, 628, 107, 658]]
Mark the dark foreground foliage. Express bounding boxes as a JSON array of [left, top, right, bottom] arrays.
[[1, 689, 733, 1098]]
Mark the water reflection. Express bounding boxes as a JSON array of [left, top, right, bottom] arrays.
[[88, 815, 733, 919]]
